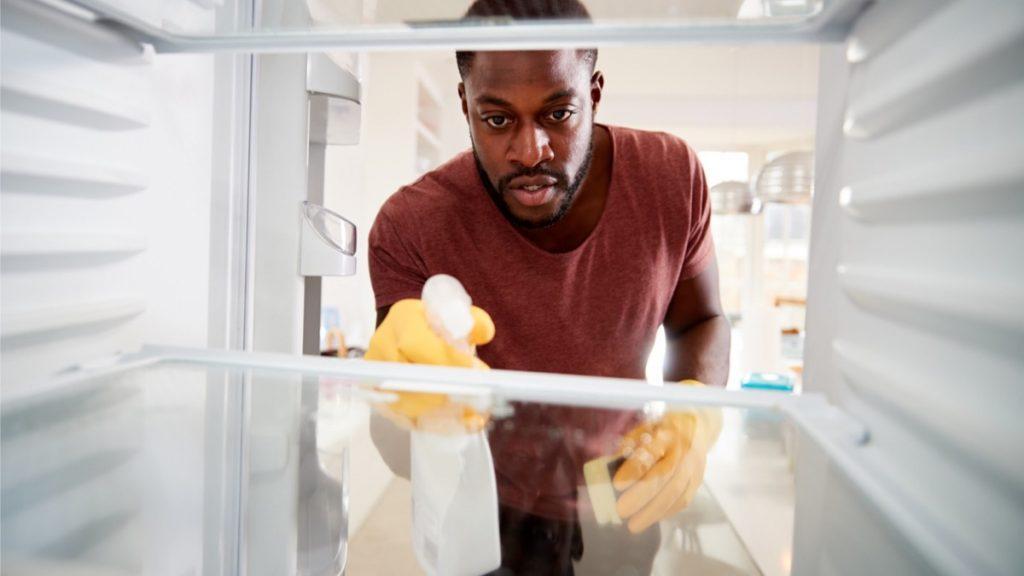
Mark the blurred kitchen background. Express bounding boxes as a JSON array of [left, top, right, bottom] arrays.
[[317, 40, 818, 390]]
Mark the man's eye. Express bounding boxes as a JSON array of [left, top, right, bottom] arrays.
[[484, 116, 509, 128], [549, 109, 574, 122]]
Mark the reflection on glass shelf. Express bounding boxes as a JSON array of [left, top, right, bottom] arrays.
[[1, 364, 235, 576], [1, 356, 797, 576]]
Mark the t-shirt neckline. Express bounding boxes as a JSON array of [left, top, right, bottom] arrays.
[[478, 123, 619, 260]]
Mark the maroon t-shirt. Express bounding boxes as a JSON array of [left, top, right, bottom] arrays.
[[369, 124, 714, 379], [369, 124, 714, 520]]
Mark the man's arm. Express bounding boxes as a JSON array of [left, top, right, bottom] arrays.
[[662, 259, 731, 386], [612, 260, 728, 533]]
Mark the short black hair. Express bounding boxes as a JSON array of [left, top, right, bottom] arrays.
[[456, 0, 598, 80]]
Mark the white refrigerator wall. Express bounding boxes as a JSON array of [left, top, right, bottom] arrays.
[[0, 1, 248, 387], [799, 1, 1024, 575], [1, 1, 250, 574]]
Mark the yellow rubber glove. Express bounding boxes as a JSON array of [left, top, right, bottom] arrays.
[[373, 389, 490, 435], [365, 299, 495, 369], [366, 299, 495, 434], [613, 380, 723, 534]]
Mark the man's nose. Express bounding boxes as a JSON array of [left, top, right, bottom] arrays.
[[507, 123, 554, 168]]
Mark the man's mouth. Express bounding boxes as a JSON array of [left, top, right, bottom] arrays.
[[509, 183, 556, 207], [507, 177, 559, 208]]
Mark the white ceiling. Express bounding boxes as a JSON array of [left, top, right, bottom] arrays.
[[314, 0, 822, 150], [420, 43, 820, 151], [596, 44, 819, 149]]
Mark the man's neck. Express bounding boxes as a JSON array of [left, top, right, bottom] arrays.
[[519, 124, 612, 253]]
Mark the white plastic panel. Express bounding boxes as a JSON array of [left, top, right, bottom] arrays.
[[0, 5, 251, 573], [801, 1, 1024, 575], [0, 0, 246, 385]]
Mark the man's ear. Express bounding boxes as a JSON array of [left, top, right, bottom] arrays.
[[590, 70, 605, 114], [458, 82, 468, 117]]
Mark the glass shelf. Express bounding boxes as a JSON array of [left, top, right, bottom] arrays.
[[0, 345, 851, 576], [44, 0, 867, 53]]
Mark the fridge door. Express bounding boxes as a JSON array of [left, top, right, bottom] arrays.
[[2, 345, 864, 576], [801, 1, 1024, 575]]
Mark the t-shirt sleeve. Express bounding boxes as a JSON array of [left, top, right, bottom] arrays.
[[368, 198, 427, 309], [678, 145, 715, 280]]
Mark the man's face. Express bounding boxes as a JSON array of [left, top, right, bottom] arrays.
[[460, 50, 601, 229]]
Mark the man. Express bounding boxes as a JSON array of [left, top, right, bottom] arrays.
[[366, 1, 729, 573]]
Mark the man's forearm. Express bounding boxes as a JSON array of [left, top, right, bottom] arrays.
[[663, 315, 731, 386]]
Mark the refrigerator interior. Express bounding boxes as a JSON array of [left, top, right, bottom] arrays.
[[1, 0, 1022, 575]]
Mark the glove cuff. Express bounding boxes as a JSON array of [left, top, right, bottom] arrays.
[[673, 379, 723, 448]]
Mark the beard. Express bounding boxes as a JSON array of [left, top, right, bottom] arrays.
[[472, 131, 595, 230]]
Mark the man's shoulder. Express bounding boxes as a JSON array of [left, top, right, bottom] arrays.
[[608, 125, 699, 191], [377, 150, 478, 225], [608, 124, 696, 160]]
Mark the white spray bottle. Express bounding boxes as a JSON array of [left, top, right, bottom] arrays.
[[421, 274, 476, 357], [410, 274, 501, 576]]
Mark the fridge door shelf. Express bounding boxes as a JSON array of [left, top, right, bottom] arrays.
[[300, 201, 356, 277], [306, 54, 361, 147]]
